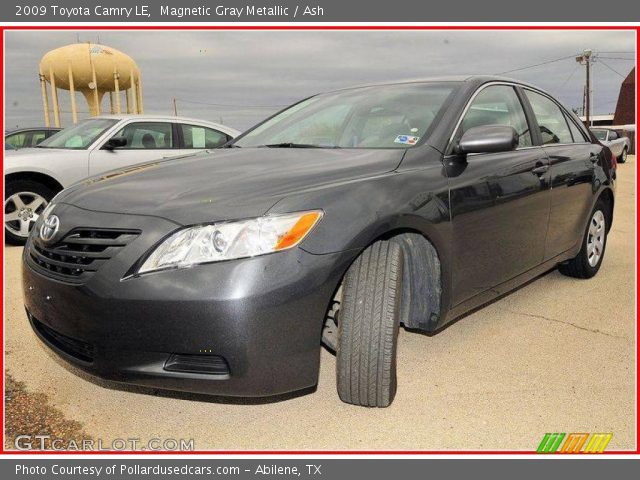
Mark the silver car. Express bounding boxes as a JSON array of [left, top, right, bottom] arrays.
[[4, 115, 240, 244], [591, 128, 631, 164]]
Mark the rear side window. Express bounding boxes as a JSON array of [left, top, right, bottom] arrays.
[[459, 85, 532, 148], [180, 124, 230, 149], [524, 90, 573, 145]]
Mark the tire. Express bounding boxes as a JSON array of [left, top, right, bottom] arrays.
[[4, 180, 55, 246], [336, 240, 403, 407], [558, 199, 609, 279], [618, 147, 627, 164]]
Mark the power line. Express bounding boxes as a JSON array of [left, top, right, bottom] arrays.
[[597, 56, 635, 61], [597, 59, 626, 78], [559, 64, 580, 88], [496, 54, 577, 75]]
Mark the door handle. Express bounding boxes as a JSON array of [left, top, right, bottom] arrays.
[[589, 153, 599, 163], [531, 164, 549, 175]]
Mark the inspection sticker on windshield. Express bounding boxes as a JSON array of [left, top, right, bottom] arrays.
[[394, 135, 420, 145]]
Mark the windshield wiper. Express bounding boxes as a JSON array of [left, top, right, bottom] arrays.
[[260, 142, 342, 148], [261, 142, 320, 148]]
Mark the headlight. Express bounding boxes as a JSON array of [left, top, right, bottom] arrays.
[[137, 210, 323, 274]]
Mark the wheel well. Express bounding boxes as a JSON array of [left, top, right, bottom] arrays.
[[322, 227, 443, 352], [5, 172, 64, 195], [598, 188, 614, 232], [371, 228, 443, 332]]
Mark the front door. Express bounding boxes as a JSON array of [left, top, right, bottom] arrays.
[[447, 84, 551, 305]]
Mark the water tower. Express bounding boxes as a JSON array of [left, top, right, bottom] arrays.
[[39, 42, 143, 127]]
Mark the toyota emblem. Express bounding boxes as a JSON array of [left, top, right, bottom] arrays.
[[40, 215, 60, 242]]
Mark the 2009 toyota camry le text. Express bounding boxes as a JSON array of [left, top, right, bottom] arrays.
[[23, 76, 615, 407]]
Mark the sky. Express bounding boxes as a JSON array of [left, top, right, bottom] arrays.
[[4, 30, 636, 131]]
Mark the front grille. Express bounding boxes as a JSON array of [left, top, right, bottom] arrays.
[[28, 228, 139, 283], [30, 314, 95, 363]]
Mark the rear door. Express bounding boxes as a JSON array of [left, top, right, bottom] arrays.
[[522, 89, 602, 259], [88, 121, 180, 175], [447, 84, 551, 304]]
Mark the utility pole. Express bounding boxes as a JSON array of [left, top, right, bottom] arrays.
[[575, 49, 593, 126], [173, 98, 178, 116]]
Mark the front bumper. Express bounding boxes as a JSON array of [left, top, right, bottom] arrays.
[[23, 204, 353, 397]]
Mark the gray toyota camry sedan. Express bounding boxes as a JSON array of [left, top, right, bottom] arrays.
[[23, 76, 615, 407]]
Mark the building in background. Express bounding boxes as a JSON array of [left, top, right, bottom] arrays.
[[39, 42, 143, 127], [612, 67, 636, 154], [613, 67, 635, 126]]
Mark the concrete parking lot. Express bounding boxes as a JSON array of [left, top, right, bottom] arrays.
[[4, 157, 636, 451]]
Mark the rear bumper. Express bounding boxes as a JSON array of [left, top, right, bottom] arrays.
[[23, 223, 354, 397]]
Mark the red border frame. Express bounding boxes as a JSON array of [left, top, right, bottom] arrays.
[[0, 24, 638, 456]]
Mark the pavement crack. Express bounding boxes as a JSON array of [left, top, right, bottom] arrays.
[[506, 310, 627, 340]]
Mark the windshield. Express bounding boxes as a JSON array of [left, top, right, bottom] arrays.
[[591, 129, 608, 141], [37, 118, 119, 149], [235, 83, 459, 149]]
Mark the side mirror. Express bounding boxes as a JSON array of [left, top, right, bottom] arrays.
[[103, 136, 127, 150], [456, 125, 519, 155]]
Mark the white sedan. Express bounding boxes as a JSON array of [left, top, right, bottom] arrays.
[[591, 128, 631, 163], [4, 115, 240, 244]]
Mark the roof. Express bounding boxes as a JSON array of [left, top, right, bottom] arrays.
[[322, 75, 542, 95], [95, 114, 217, 123], [579, 114, 614, 122], [5, 127, 62, 134], [92, 114, 240, 135]]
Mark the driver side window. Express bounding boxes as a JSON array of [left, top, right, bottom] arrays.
[[459, 85, 532, 148], [112, 122, 174, 149]]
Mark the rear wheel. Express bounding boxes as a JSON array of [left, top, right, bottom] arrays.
[[559, 199, 608, 279], [336, 240, 403, 407], [4, 180, 54, 246]]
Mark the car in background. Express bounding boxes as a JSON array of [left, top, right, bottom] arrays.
[[591, 128, 630, 163], [5, 127, 62, 149], [4, 115, 240, 245]]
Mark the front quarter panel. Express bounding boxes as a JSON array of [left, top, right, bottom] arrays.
[[4, 149, 89, 188], [268, 147, 450, 258]]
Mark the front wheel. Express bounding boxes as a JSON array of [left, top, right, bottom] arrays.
[[336, 240, 403, 407], [559, 200, 609, 279], [618, 148, 627, 163], [4, 180, 54, 246]]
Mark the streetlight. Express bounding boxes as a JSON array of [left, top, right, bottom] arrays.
[[576, 49, 593, 126]]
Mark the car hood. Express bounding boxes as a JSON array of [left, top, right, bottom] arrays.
[[57, 148, 406, 225]]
